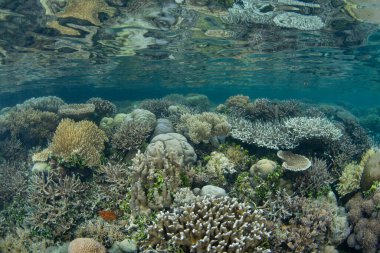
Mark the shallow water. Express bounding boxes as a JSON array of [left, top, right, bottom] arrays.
[[1, 0, 380, 252]]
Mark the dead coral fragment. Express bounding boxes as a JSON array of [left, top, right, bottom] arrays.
[[277, 150, 311, 171], [147, 196, 271, 252], [56, 0, 116, 26], [50, 119, 108, 167]]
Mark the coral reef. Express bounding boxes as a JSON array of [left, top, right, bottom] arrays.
[[0, 161, 28, 206], [18, 96, 65, 112], [152, 118, 174, 137], [176, 112, 231, 145], [361, 149, 380, 190], [346, 188, 380, 253], [0, 108, 59, 146], [277, 150, 311, 171], [250, 159, 277, 179], [27, 172, 90, 241], [68, 238, 106, 253], [111, 121, 151, 152], [0, 228, 52, 253], [337, 162, 363, 196], [145, 133, 197, 165], [87, 97, 117, 118], [230, 116, 342, 150], [129, 150, 187, 215], [294, 158, 333, 196], [139, 98, 173, 117], [146, 196, 271, 252], [58, 103, 96, 120], [75, 219, 125, 248], [124, 109, 157, 131], [49, 119, 108, 168]]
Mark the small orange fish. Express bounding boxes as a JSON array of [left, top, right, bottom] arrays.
[[98, 210, 118, 222]]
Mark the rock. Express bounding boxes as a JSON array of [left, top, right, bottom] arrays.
[[152, 118, 174, 137], [361, 149, 380, 190], [32, 162, 51, 173], [250, 159, 277, 178], [118, 239, 138, 253], [145, 133, 197, 165], [200, 185, 227, 197]]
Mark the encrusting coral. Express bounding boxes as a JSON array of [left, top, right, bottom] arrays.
[[49, 119, 108, 167], [146, 196, 271, 253], [176, 112, 231, 145]]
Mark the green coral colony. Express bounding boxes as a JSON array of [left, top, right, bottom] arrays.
[[0, 0, 380, 253]]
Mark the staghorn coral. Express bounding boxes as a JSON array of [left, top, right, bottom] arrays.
[[346, 188, 380, 253], [176, 112, 231, 145], [111, 121, 151, 152], [277, 150, 311, 172], [146, 196, 271, 253], [58, 103, 96, 120], [87, 97, 117, 118], [49, 119, 108, 168], [75, 219, 125, 248], [294, 157, 333, 196], [0, 161, 28, 206], [94, 162, 131, 211], [0, 136, 24, 161], [27, 172, 90, 241], [129, 149, 191, 215], [0, 228, 53, 253], [68, 238, 106, 253], [230, 116, 342, 150]]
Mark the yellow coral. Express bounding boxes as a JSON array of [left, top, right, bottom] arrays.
[[50, 119, 108, 167], [56, 0, 116, 26], [337, 162, 363, 196]]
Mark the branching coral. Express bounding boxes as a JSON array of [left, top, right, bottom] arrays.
[[0, 108, 59, 146], [139, 98, 174, 117], [111, 121, 151, 152], [0, 161, 28, 206], [146, 196, 271, 253], [0, 228, 53, 253], [129, 150, 188, 215], [27, 172, 90, 241], [176, 112, 231, 144], [230, 116, 342, 150], [337, 162, 363, 196], [87, 97, 117, 118], [75, 219, 125, 248], [49, 119, 108, 168]]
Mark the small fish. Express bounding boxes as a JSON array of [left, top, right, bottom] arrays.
[[98, 210, 118, 222]]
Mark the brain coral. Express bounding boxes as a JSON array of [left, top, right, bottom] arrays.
[[68, 238, 106, 253], [49, 119, 108, 167]]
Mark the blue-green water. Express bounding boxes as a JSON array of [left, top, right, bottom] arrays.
[[1, 0, 380, 252]]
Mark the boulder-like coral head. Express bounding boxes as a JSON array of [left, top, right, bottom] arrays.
[[277, 150, 311, 171], [68, 238, 106, 253]]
